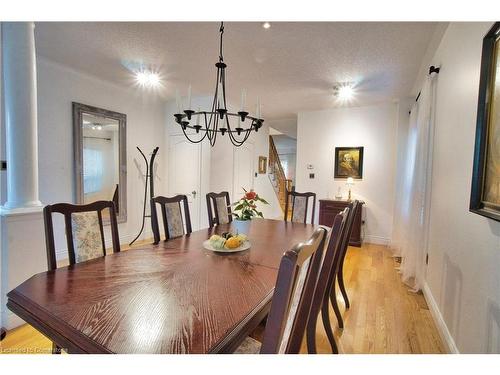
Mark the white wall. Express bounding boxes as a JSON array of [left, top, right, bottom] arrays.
[[35, 58, 166, 255], [422, 22, 500, 353], [296, 103, 399, 244]]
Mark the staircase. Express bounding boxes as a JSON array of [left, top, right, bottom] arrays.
[[268, 136, 293, 213]]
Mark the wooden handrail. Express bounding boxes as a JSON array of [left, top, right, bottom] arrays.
[[268, 136, 292, 213]]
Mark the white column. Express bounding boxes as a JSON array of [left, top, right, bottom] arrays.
[[1, 22, 45, 331], [1, 22, 42, 211]]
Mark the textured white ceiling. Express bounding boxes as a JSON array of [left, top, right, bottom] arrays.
[[35, 22, 440, 120]]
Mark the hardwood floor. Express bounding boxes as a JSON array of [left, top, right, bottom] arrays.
[[0, 242, 445, 354], [301, 243, 445, 354]]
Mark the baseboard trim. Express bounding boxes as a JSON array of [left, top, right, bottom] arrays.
[[364, 235, 390, 246], [422, 282, 459, 353], [56, 231, 154, 260]]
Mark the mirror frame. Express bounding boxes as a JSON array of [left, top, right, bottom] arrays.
[[73, 102, 127, 223]]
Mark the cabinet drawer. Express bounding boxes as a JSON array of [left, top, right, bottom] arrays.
[[320, 202, 348, 211]]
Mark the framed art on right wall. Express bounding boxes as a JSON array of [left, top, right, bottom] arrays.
[[334, 146, 364, 179], [470, 22, 500, 222]]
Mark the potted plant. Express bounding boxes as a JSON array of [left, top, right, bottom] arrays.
[[232, 188, 269, 221]]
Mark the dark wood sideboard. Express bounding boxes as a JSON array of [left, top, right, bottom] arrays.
[[319, 199, 364, 247]]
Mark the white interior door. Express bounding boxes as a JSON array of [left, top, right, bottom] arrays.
[[168, 136, 202, 230], [233, 142, 255, 201]]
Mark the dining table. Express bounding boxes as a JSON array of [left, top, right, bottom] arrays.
[[6, 218, 319, 353]]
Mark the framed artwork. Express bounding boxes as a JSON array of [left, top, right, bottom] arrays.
[[470, 22, 500, 222], [334, 146, 364, 179], [258, 156, 267, 174]]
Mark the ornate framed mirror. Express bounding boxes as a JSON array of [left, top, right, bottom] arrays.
[[73, 102, 127, 223]]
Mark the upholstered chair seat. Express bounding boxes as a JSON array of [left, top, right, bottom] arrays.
[[234, 337, 262, 354]]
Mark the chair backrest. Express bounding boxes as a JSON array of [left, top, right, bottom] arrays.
[[336, 200, 361, 270], [260, 226, 328, 354], [284, 191, 317, 224], [306, 208, 349, 348], [43, 200, 120, 271], [206, 191, 232, 227], [151, 195, 192, 243]]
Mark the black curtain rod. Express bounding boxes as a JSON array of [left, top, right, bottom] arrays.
[[413, 65, 441, 106], [429, 65, 441, 75]]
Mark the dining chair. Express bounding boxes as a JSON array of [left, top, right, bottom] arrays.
[[336, 200, 361, 311], [43, 200, 120, 271], [284, 190, 317, 224], [206, 191, 232, 227], [234, 226, 329, 354], [151, 195, 192, 244], [325, 200, 359, 331], [43, 200, 120, 354], [306, 208, 349, 354]]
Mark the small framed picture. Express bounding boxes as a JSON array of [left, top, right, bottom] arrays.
[[334, 146, 364, 179], [258, 156, 267, 174]]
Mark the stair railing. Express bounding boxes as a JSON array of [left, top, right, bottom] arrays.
[[268, 136, 292, 213]]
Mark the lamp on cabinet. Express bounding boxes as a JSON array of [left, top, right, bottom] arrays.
[[346, 177, 354, 201]]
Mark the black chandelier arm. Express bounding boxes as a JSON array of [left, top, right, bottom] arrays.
[[177, 111, 262, 125], [177, 116, 259, 133], [227, 126, 253, 147], [180, 122, 209, 144]]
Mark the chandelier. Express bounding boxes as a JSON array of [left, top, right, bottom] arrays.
[[174, 22, 264, 147]]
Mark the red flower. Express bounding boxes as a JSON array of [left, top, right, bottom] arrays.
[[245, 191, 257, 200]]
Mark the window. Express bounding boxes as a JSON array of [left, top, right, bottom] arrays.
[[83, 148, 104, 194]]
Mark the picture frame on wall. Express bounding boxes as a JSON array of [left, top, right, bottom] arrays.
[[334, 146, 364, 179], [258, 156, 267, 174], [470, 22, 500, 222]]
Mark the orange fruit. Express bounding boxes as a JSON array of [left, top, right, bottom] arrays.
[[225, 237, 241, 249]]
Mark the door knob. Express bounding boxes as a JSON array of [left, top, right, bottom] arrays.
[[191, 190, 197, 198]]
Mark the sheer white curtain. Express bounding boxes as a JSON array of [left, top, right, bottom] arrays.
[[391, 73, 437, 291]]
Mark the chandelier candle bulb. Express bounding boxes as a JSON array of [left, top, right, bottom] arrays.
[[187, 84, 192, 110], [176, 89, 182, 113], [256, 97, 261, 119], [240, 89, 247, 111], [196, 108, 201, 125]]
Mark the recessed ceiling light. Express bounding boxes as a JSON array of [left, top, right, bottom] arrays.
[[334, 82, 355, 101], [136, 70, 161, 88], [262, 22, 271, 29]]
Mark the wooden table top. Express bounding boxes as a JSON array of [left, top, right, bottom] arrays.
[[7, 219, 317, 353]]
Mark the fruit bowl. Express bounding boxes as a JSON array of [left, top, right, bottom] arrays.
[[203, 232, 250, 253], [202, 239, 251, 253]]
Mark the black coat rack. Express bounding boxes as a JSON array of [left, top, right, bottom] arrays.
[[129, 146, 159, 246]]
